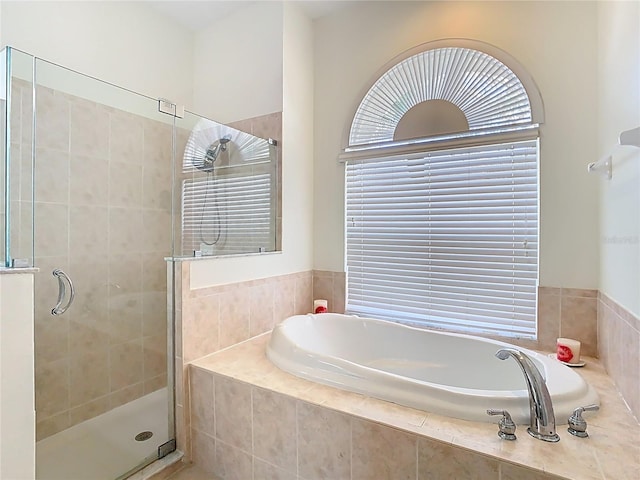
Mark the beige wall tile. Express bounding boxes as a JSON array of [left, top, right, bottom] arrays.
[[108, 292, 143, 345], [219, 289, 249, 350], [252, 387, 296, 472], [214, 375, 252, 452], [69, 154, 109, 206], [352, 419, 417, 480], [142, 209, 172, 254], [560, 295, 597, 356], [69, 99, 110, 158], [333, 272, 346, 314], [500, 462, 563, 480], [34, 147, 69, 203], [253, 458, 296, 480], [69, 396, 111, 426], [273, 276, 295, 324], [144, 373, 168, 395], [69, 349, 110, 407], [312, 273, 333, 310], [561, 288, 598, 298], [537, 293, 561, 351], [297, 401, 351, 480], [109, 207, 144, 253], [143, 332, 167, 379], [619, 319, 640, 418], [189, 367, 215, 437], [538, 287, 560, 296], [175, 404, 191, 462], [249, 282, 275, 337], [295, 274, 313, 315], [143, 165, 173, 210], [183, 295, 219, 362], [110, 339, 144, 391], [34, 314, 69, 366], [69, 316, 110, 357], [418, 437, 498, 479], [35, 358, 70, 418], [143, 121, 173, 167], [109, 253, 143, 294], [36, 411, 70, 442], [34, 203, 68, 257], [110, 111, 144, 165], [109, 161, 143, 208], [191, 429, 216, 475], [35, 87, 70, 152], [144, 374, 167, 394], [143, 291, 168, 338], [69, 255, 109, 327], [109, 383, 144, 409], [213, 441, 252, 480]]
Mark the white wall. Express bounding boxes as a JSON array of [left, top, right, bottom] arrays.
[[0, 273, 35, 480], [313, 1, 600, 290], [192, 1, 284, 123], [0, 1, 194, 106], [597, 0, 640, 317], [190, 1, 314, 288]]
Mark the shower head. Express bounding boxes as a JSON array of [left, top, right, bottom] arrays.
[[201, 135, 233, 171]]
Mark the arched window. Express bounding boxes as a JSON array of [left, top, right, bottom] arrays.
[[344, 40, 542, 339]]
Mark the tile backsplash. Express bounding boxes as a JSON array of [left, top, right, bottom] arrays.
[[598, 292, 640, 421], [175, 262, 639, 462], [174, 262, 314, 460]]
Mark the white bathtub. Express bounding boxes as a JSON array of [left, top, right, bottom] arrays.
[[266, 313, 599, 424]]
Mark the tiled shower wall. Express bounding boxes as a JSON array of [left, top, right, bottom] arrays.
[[19, 82, 172, 440]]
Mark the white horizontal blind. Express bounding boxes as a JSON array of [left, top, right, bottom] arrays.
[[346, 140, 539, 338], [182, 173, 273, 255]]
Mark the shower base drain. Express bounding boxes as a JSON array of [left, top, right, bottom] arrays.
[[135, 431, 153, 442]]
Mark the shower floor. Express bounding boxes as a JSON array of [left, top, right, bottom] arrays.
[[36, 388, 170, 480]]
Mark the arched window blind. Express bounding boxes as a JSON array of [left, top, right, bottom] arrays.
[[345, 44, 540, 339]]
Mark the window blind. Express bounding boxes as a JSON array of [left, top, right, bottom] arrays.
[[181, 173, 273, 255], [345, 140, 539, 338]]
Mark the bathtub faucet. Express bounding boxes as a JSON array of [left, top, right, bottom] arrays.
[[495, 348, 560, 442]]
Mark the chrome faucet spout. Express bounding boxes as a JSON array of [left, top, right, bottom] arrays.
[[495, 348, 560, 442]]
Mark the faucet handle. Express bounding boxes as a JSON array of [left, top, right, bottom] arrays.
[[568, 404, 599, 438], [487, 409, 517, 440]]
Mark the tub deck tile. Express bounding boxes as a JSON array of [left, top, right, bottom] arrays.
[[189, 336, 640, 480]]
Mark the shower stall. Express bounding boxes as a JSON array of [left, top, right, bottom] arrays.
[[1, 46, 279, 479]]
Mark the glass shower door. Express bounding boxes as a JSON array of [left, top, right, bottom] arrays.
[[28, 54, 175, 480]]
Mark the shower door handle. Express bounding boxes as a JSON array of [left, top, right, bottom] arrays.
[[51, 269, 75, 315]]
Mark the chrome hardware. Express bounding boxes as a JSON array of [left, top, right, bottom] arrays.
[[51, 269, 75, 315], [11, 258, 30, 268], [495, 348, 560, 442], [157, 98, 184, 118], [567, 404, 599, 437], [487, 409, 517, 440]]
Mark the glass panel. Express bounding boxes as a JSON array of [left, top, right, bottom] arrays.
[[2, 47, 36, 267], [173, 110, 279, 258], [1, 47, 6, 266], [30, 55, 175, 479]]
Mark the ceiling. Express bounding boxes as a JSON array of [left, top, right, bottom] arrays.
[[147, 1, 357, 32]]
